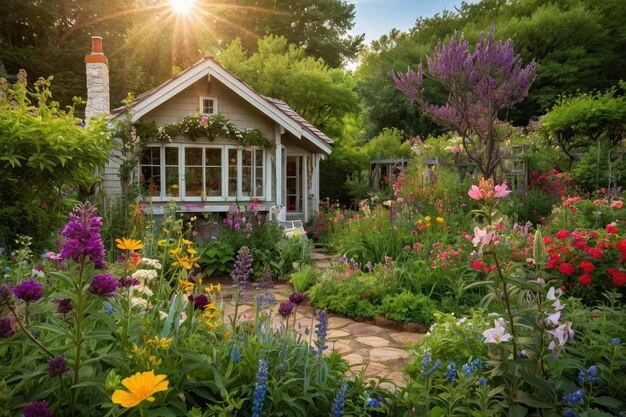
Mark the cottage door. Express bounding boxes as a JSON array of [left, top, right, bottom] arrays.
[[286, 156, 302, 215]]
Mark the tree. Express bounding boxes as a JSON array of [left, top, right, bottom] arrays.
[[218, 35, 359, 135], [0, 71, 110, 249], [541, 82, 626, 167], [392, 27, 536, 180]]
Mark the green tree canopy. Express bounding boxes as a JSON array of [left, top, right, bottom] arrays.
[[217, 35, 360, 135], [0, 71, 111, 249]]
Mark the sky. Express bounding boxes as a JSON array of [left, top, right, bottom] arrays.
[[348, 0, 473, 43]]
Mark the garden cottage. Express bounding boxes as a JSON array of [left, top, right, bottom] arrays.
[[85, 36, 332, 223]]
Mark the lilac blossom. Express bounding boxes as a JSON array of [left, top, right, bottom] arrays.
[[392, 25, 536, 179]]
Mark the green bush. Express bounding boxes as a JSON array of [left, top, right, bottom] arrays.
[[272, 237, 313, 278], [379, 291, 436, 325], [198, 240, 235, 276], [290, 264, 320, 292]]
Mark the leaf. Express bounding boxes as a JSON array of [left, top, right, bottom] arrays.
[[533, 229, 547, 265], [592, 396, 623, 410], [508, 406, 528, 417]]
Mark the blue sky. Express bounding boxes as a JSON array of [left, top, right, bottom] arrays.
[[348, 0, 473, 43]]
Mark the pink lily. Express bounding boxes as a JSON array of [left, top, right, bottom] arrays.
[[467, 185, 483, 201], [494, 182, 511, 199]]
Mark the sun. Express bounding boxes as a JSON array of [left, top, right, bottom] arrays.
[[170, 0, 195, 15]]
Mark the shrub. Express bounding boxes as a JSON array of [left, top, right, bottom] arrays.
[[290, 264, 320, 292], [198, 240, 235, 276], [379, 291, 436, 325]]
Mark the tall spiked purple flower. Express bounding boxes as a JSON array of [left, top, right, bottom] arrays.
[[251, 359, 268, 417], [59, 202, 106, 269], [231, 246, 253, 287], [313, 310, 328, 355], [331, 381, 348, 417]]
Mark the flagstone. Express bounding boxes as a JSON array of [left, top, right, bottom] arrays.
[[344, 322, 383, 337], [369, 347, 410, 362]]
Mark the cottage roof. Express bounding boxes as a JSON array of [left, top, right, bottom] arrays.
[[110, 57, 332, 154]]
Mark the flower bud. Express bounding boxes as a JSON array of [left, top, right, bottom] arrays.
[[105, 369, 121, 393]]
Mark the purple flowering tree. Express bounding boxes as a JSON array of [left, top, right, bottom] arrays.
[[392, 26, 536, 180]]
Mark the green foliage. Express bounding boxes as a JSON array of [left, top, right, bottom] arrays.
[[272, 238, 313, 279], [0, 72, 110, 250], [344, 170, 372, 208], [289, 264, 320, 293], [364, 128, 413, 160], [379, 291, 435, 325], [218, 36, 360, 135], [542, 82, 626, 163], [571, 140, 626, 192], [198, 241, 235, 276]]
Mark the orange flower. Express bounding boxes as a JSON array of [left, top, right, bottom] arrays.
[[116, 238, 144, 251]]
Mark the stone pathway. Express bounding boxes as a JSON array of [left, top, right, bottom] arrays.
[[222, 247, 427, 389]]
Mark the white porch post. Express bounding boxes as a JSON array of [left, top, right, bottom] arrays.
[[274, 124, 283, 206], [312, 154, 320, 212], [302, 155, 309, 222]]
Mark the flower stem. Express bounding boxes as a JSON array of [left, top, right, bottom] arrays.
[[5, 304, 54, 357], [492, 252, 518, 359], [72, 260, 86, 412]]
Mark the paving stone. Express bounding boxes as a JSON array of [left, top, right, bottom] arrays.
[[363, 362, 390, 378], [327, 317, 354, 329], [369, 347, 410, 362], [355, 336, 389, 347], [343, 353, 365, 366], [328, 330, 351, 339], [389, 332, 426, 345], [330, 340, 352, 355], [343, 322, 383, 336]]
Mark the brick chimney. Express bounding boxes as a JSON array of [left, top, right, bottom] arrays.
[[84, 36, 110, 120]]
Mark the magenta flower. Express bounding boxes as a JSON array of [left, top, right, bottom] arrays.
[[59, 202, 106, 269], [13, 280, 44, 302], [494, 183, 511, 199], [47, 355, 70, 377], [88, 274, 119, 297], [52, 298, 73, 315], [23, 401, 55, 417], [468, 185, 483, 201], [289, 292, 307, 305], [483, 318, 512, 344], [0, 316, 15, 338], [278, 301, 295, 318]]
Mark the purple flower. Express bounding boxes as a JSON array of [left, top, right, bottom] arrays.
[[0, 283, 13, 302], [188, 293, 211, 310], [47, 355, 70, 377], [0, 316, 15, 338], [289, 292, 306, 305], [254, 268, 274, 289], [23, 400, 55, 417], [13, 280, 44, 302], [88, 274, 118, 297], [231, 246, 253, 286], [278, 301, 295, 318], [119, 276, 140, 288], [52, 298, 73, 315], [59, 202, 106, 269]]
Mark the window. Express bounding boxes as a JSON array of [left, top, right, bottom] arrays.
[[199, 97, 217, 115], [139, 144, 265, 201]]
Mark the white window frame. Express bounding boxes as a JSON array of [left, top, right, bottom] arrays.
[[139, 144, 267, 202], [199, 96, 218, 115]]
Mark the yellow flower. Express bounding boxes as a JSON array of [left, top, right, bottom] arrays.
[[169, 247, 181, 256], [116, 238, 144, 251], [205, 320, 219, 330], [205, 283, 221, 294], [202, 304, 220, 319], [147, 337, 173, 350], [182, 239, 194, 246], [172, 254, 200, 270], [186, 248, 198, 255], [148, 355, 162, 366], [132, 344, 147, 357], [157, 239, 168, 247], [417, 220, 423, 225], [436, 217, 445, 224], [178, 278, 195, 292], [223, 329, 232, 340], [424, 216, 432, 222], [111, 371, 169, 408]]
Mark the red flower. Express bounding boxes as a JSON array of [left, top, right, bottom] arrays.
[[587, 231, 599, 239], [607, 268, 626, 286], [558, 263, 576, 276], [587, 248, 603, 259], [578, 274, 592, 286], [471, 260, 486, 271], [486, 265, 496, 273], [579, 261, 595, 274], [546, 253, 563, 269], [606, 222, 618, 234], [616, 239, 626, 262], [543, 236, 553, 245], [555, 230, 570, 240]]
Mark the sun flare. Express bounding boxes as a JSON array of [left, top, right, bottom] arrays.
[[170, 0, 195, 15]]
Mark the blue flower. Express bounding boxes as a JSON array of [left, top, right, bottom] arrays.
[[562, 390, 584, 406], [230, 344, 241, 362], [444, 362, 458, 382], [478, 377, 489, 385], [312, 310, 328, 355], [563, 409, 579, 417], [578, 365, 600, 383], [462, 359, 481, 377], [251, 359, 268, 417], [103, 301, 114, 315], [367, 396, 384, 408], [331, 381, 348, 417], [612, 338, 621, 346], [421, 350, 441, 377]]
